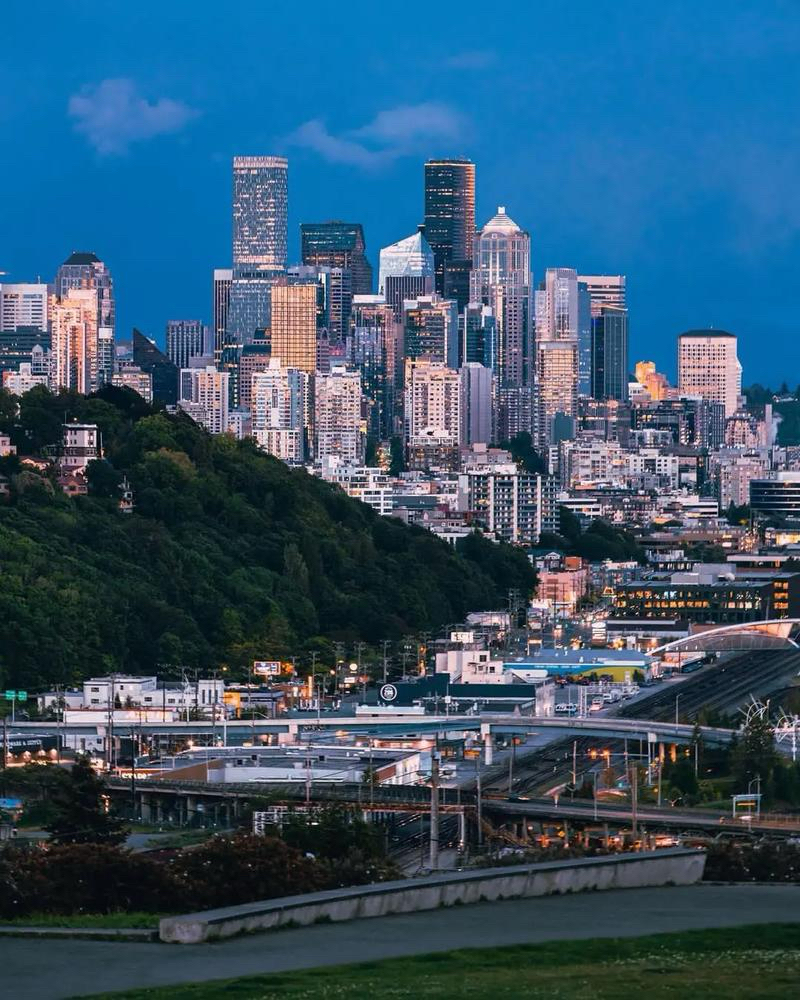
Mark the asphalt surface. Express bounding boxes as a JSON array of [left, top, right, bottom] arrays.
[[3, 884, 799, 999]]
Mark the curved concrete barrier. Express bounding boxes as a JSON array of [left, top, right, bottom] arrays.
[[160, 847, 706, 944]]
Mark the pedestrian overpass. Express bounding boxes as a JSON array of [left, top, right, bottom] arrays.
[[653, 619, 800, 655]]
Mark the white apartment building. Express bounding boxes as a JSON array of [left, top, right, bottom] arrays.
[[111, 363, 153, 402], [51, 288, 104, 394], [458, 463, 541, 545], [179, 366, 230, 435], [560, 439, 626, 488], [404, 359, 461, 447], [314, 365, 365, 463], [678, 330, 742, 418], [251, 359, 311, 464], [60, 422, 100, 470], [318, 456, 394, 515], [0, 282, 49, 332]]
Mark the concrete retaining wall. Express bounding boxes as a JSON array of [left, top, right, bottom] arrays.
[[160, 847, 706, 944]]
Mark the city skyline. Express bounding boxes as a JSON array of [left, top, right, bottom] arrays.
[[2, 3, 799, 385]]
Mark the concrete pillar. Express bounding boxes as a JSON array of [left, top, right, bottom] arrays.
[[483, 732, 494, 766], [458, 809, 466, 850], [140, 793, 151, 824]]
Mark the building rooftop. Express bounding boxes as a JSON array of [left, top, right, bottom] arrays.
[[480, 206, 523, 235], [63, 251, 101, 266], [678, 329, 736, 338]]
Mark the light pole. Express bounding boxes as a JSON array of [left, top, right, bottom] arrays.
[[675, 692, 681, 725]]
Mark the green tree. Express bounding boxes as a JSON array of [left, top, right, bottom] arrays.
[[500, 432, 546, 474], [389, 435, 405, 475], [731, 710, 778, 793], [45, 757, 126, 846]]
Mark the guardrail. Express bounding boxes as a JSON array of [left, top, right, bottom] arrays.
[[159, 847, 707, 944]]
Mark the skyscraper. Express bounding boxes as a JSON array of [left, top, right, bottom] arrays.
[[678, 329, 742, 418], [213, 269, 232, 364], [166, 320, 210, 370], [461, 303, 497, 371], [300, 221, 372, 295], [591, 306, 629, 401], [402, 294, 459, 368], [227, 156, 288, 346], [349, 295, 399, 439], [460, 362, 493, 446], [55, 252, 115, 386], [424, 158, 475, 309], [133, 328, 178, 404], [471, 208, 532, 389], [50, 289, 100, 394], [0, 283, 49, 332], [378, 229, 435, 321], [404, 358, 462, 471], [270, 281, 318, 372], [232, 156, 288, 271], [535, 268, 580, 446], [576, 274, 626, 316]]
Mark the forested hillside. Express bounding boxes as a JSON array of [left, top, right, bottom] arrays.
[[0, 387, 535, 691]]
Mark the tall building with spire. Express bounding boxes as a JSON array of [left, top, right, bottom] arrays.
[[424, 158, 475, 309], [378, 229, 435, 321]]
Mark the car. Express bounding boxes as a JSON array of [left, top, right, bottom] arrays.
[[555, 702, 579, 715], [589, 697, 604, 712]]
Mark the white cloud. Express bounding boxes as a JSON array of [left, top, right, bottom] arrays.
[[444, 50, 496, 70], [285, 103, 468, 169], [68, 78, 198, 155]]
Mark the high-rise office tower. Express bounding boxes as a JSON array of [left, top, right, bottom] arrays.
[[291, 265, 352, 345], [51, 289, 102, 394], [270, 281, 318, 372], [300, 221, 372, 295], [55, 252, 115, 386], [460, 362, 493, 445], [133, 328, 179, 404], [534, 267, 580, 445], [424, 158, 475, 310], [349, 295, 399, 440], [178, 366, 230, 435], [678, 329, 741, 418], [577, 282, 592, 396], [576, 274, 626, 316], [315, 366, 365, 464], [227, 156, 288, 347], [591, 306, 629, 401], [402, 294, 459, 368], [471, 208, 532, 389], [251, 359, 311, 464], [404, 358, 462, 471], [461, 304, 497, 371], [232, 156, 288, 271], [166, 320, 210, 370], [378, 229, 435, 321], [213, 269, 232, 364], [0, 283, 49, 332], [237, 341, 272, 411]]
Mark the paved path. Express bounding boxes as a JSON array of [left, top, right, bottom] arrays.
[[3, 884, 798, 1000]]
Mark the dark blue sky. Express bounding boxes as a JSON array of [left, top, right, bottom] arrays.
[[2, 1, 799, 384]]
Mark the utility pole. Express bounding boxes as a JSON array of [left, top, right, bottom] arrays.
[[475, 754, 483, 848], [381, 640, 391, 685], [508, 738, 516, 792], [429, 739, 440, 870], [130, 727, 137, 821], [630, 764, 639, 842], [572, 740, 577, 787]]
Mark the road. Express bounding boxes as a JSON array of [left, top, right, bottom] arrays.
[[3, 884, 798, 999], [486, 795, 800, 835]]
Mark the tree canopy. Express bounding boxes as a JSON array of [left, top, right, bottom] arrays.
[[0, 385, 536, 689]]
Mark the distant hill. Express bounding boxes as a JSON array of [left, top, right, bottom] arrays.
[[0, 386, 535, 690]]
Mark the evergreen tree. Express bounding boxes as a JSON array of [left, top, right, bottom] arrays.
[[45, 757, 126, 846]]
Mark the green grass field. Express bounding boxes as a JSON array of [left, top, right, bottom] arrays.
[[81, 923, 800, 999]]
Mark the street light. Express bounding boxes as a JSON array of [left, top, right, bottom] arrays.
[[675, 692, 681, 725]]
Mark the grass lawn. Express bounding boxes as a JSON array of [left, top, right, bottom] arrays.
[[80, 923, 800, 998], [0, 912, 161, 929]]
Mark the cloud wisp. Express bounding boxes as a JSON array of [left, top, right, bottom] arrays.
[[285, 102, 467, 168], [444, 49, 496, 70], [68, 78, 198, 155]]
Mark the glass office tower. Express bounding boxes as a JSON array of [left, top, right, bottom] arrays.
[[300, 221, 372, 295], [424, 158, 475, 308]]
